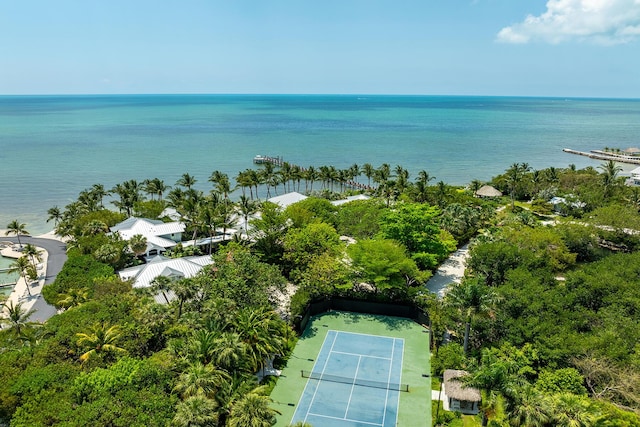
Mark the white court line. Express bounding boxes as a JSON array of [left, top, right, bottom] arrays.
[[393, 339, 405, 427], [344, 355, 363, 418], [307, 412, 383, 426], [331, 350, 392, 360], [303, 331, 339, 426], [381, 338, 395, 427]]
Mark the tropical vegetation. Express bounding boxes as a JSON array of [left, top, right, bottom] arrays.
[[0, 159, 639, 426]]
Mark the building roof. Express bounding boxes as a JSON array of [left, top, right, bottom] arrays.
[[630, 166, 640, 175], [118, 255, 213, 289], [331, 194, 371, 206], [443, 370, 481, 402], [475, 185, 502, 198], [624, 147, 640, 154], [110, 217, 185, 250], [268, 192, 308, 208]]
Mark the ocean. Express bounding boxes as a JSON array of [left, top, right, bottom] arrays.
[[1, 94, 640, 235]]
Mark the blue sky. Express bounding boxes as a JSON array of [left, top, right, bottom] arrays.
[[1, 0, 639, 97]]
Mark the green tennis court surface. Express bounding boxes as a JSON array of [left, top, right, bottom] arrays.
[[271, 311, 431, 427]]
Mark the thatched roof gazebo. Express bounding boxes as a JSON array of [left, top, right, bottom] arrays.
[[442, 369, 481, 415], [475, 185, 503, 198]]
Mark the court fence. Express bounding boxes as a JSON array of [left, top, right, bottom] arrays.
[[294, 297, 430, 334]]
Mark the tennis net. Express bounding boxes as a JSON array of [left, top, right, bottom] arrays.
[[301, 370, 409, 392]]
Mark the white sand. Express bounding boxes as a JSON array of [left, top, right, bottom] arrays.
[[426, 243, 470, 299]]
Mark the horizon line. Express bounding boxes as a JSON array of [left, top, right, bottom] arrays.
[[1, 92, 639, 101]]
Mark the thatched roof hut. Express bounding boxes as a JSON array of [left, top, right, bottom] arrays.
[[624, 147, 640, 155], [475, 185, 503, 198], [443, 369, 481, 414]]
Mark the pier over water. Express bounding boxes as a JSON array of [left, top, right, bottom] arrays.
[[563, 149, 640, 165]]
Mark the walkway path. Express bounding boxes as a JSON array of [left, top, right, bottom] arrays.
[[0, 232, 67, 323], [426, 243, 470, 298]]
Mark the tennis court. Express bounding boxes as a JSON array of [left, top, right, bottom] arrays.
[[270, 311, 431, 427], [291, 330, 405, 427]]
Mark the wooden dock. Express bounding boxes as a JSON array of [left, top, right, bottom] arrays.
[[563, 148, 640, 165], [253, 155, 284, 166]]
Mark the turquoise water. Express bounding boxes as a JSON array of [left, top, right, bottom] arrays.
[[1, 95, 640, 234], [0, 255, 18, 293]]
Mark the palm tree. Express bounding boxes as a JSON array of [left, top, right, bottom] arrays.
[[598, 159, 623, 199], [56, 287, 90, 309], [151, 275, 173, 304], [209, 170, 233, 201], [504, 384, 551, 427], [111, 180, 142, 216], [227, 391, 281, 427], [5, 220, 29, 248], [235, 170, 251, 198], [187, 329, 219, 365], [172, 395, 219, 427], [22, 243, 43, 269], [46, 206, 62, 227], [435, 180, 449, 207], [469, 179, 483, 195], [213, 332, 247, 372], [128, 234, 147, 258], [170, 278, 196, 319], [445, 278, 500, 353], [82, 220, 109, 236], [546, 166, 559, 183], [90, 183, 110, 208], [463, 350, 518, 427], [236, 195, 258, 237], [362, 163, 375, 187], [259, 162, 276, 198], [416, 169, 435, 187], [177, 173, 198, 190], [173, 361, 231, 399], [234, 307, 288, 373], [547, 392, 599, 426], [506, 162, 531, 209], [76, 322, 126, 364], [305, 166, 318, 193], [8, 256, 35, 296], [1, 300, 36, 336]]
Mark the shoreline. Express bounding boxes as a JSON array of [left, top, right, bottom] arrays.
[[0, 230, 67, 323]]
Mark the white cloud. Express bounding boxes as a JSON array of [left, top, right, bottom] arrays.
[[497, 0, 640, 44]]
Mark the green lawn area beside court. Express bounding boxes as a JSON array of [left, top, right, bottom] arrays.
[[271, 310, 431, 427]]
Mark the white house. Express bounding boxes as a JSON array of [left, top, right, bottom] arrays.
[[268, 192, 308, 209], [627, 166, 640, 186], [331, 194, 370, 206], [442, 369, 481, 415], [549, 196, 586, 214], [118, 255, 213, 304], [110, 217, 185, 257]]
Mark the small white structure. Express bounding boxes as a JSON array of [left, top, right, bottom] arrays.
[[118, 255, 213, 303], [627, 166, 640, 186], [442, 369, 481, 415], [331, 194, 370, 206], [268, 192, 308, 209], [549, 196, 586, 214], [111, 217, 185, 257]]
